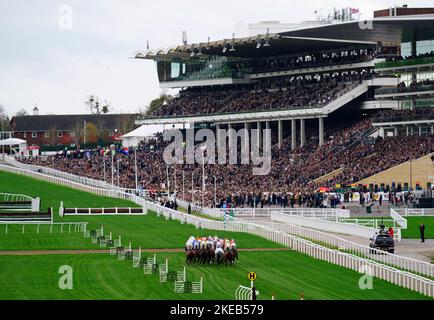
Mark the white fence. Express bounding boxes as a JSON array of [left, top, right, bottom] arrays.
[[395, 208, 434, 216], [1, 163, 434, 298], [148, 202, 434, 298], [252, 219, 433, 278], [59, 201, 146, 217], [272, 208, 350, 219], [0, 192, 40, 212], [390, 209, 408, 229], [271, 212, 376, 239], [178, 202, 351, 220]]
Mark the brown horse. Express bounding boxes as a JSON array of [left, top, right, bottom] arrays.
[[185, 249, 195, 265], [215, 250, 224, 265], [231, 248, 238, 261], [224, 249, 235, 265]]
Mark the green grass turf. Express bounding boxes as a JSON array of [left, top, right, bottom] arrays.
[[401, 216, 433, 239], [0, 170, 281, 250], [340, 216, 434, 239], [0, 170, 139, 215], [0, 211, 282, 250], [0, 251, 428, 300]]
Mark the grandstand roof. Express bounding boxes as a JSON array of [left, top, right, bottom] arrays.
[[135, 15, 434, 60]]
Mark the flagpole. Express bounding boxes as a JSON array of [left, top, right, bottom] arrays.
[[111, 149, 114, 189], [191, 172, 194, 204], [182, 170, 185, 201], [134, 147, 138, 192]]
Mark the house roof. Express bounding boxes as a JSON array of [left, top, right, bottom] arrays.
[[10, 114, 139, 132]]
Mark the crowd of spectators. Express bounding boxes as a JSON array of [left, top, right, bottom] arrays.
[[384, 50, 434, 62], [372, 107, 434, 123], [245, 48, 376, 74], [149, 71, 375, 117], [18, 111, 434, 207]]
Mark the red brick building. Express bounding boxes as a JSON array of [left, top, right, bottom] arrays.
[[9, 113, 138, 147]]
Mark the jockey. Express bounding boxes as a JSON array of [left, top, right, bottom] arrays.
[[230, 239, 236, 249], [216, 240, 222, 249], [185, 236, 194, 250], [200, 237, 207, 249], [224, 239, 231, 251], [193, 238, 199, 250], [215, 247, 224, 256]]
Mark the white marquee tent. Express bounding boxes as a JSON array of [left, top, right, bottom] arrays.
[[120, 124, 189, 147], [0, 138, 27, 156]]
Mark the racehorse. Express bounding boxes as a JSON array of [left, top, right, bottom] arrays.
[[231, 248, 238, 261], [185, 249, 196, 265], [215, 250, 224, 265], [224, 249, 235, 265], [206, 243, 215, 264]]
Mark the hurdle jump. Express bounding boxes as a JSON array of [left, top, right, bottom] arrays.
[[110, 235, 122, 255], [133, 247, 142, 268], [91, 226, 104, 244], [59, 201, 147, 217], [159, 258, 186, 283], [118, 242, 133, 261], [174, 270, 203, 294], [0, 193, 40, 212], [3, 222, 87, 235], [143, 254, 157, 274], [235, 285, 260, 300]]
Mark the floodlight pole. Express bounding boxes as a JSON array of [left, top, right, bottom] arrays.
[[166, 165, 170, 196], [202, 149, 205, 207], [191, 172, 194, 204], [103, 157, 106, 182], [111, 152, 114, 189], [134, 147, 138, 192], [117, 158, 120, 187], [182, 170, 185, 201], [214, 176, 217, 208]]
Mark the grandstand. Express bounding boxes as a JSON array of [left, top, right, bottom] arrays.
[[15, 6, 434, 208]]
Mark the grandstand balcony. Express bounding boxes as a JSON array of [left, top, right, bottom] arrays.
[[375, 56, 434, 73], [375, 84, 434, 99]]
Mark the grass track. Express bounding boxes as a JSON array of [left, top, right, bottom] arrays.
[[0, 251, 428, 300]]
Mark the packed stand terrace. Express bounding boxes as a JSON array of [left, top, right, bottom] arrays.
[[373, 107, 434, 123], [383, 50, 434, 62], [19, 111, 434, 208], [149, 71, 375, 118], [244, 48, 376, 74]]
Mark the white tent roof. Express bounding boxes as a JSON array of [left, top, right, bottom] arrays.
[[120, 125, 164, 139], [0, 138, 27, 146]]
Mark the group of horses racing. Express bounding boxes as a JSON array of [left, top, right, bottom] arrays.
[[185, 236, 238, 266]]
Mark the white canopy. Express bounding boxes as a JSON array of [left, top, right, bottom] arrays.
[[0, 138, 27, 146], [120, 124, 189, 147]]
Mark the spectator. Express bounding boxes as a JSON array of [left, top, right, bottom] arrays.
[[419, 223, 426, 243]]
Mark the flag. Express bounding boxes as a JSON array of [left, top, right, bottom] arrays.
[[350, 8, 359, 14]]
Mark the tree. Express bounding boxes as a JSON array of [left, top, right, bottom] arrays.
[[145, 94, 171, 115], [85, 95, 110, 114], [15, 108, 28, 117], [71, 121, 84, 146], [47, 126, 58, 146], [85, 122, 99, 144], [0, 104, 10, 139], [118, 114, 135, 135]]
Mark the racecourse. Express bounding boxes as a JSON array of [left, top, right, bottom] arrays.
[[0, 169, 431, 300], [0, 251, 429, 300]]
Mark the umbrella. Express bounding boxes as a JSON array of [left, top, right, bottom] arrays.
[[316, 186, 331, 193]]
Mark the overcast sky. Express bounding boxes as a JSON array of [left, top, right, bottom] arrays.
[[0, 0, 431, 116]]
